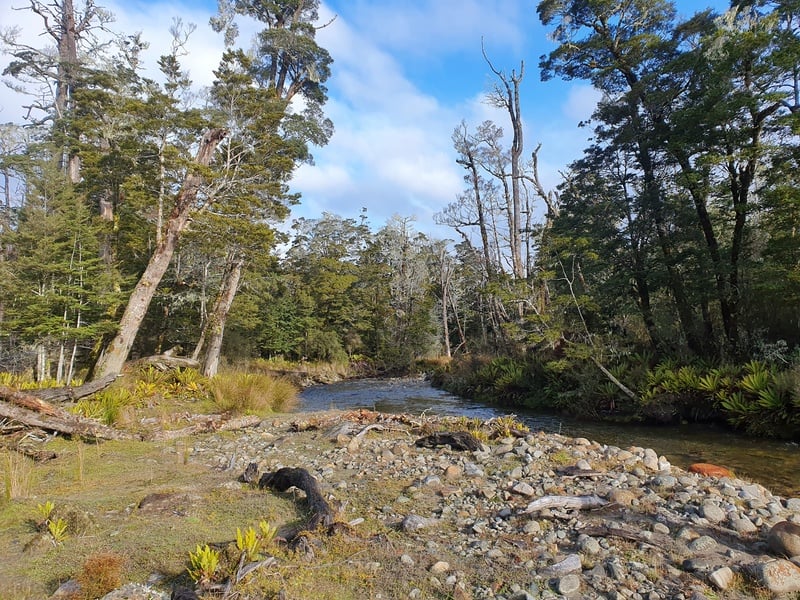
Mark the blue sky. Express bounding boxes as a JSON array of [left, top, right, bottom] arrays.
[[1, 0, 729, 238]]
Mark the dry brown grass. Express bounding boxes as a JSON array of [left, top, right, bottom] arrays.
[[75, 552, 125, 599]]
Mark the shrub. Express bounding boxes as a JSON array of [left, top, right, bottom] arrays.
[[210, 371, 297, 415]]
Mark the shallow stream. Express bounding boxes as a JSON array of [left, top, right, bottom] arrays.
[[298, 377, 799, 498]]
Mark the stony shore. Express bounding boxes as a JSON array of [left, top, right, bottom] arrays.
[[96, 409, 800, 600]]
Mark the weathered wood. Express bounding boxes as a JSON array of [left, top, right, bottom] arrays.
[[148, 415, 261, 441], [134, 355, 201, 371], [415, 431, 483, 451], [28, 373, 118, 403], [0, 392, 136, 441], [259, 467, 336, 532], [523, 494, 608, 513]]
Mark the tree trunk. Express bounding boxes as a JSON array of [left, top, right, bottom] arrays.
[[201, 251, 244, 378], [93, 128, 227, 379]]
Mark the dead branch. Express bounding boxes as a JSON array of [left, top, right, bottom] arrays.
[[258, 467, 337, 534]]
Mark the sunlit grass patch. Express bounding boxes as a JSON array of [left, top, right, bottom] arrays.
[[210, 370, 298, 416]]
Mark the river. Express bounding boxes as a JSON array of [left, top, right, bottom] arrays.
[[298, 377, 799, 498]]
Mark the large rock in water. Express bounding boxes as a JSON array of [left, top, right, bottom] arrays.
[[768, 521, 800, 558], [688, 463, 732, 478]]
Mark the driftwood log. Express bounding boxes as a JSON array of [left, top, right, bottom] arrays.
[[258, 467, 336, 532], [414, 431, 483, 451], [523, 494, 608, 513], [26, 373, 118, 403]]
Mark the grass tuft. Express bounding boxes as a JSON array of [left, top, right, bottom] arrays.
[[210, 370, 297, 416], [76, 552, 125, 599], [2, 451, 34, 500]]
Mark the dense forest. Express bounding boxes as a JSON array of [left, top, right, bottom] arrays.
[[2, 0, 800, 438]]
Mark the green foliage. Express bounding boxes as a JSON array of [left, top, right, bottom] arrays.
[[72, 388, 136, 425], [188, 544, 220, 585], [235, 520, 277, 562], [236, 526, 262, 562], [47, 517, 68, 544], [35, 500, 55, 523]]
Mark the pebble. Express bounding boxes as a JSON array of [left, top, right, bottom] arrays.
[[430, 561, 450, 575]]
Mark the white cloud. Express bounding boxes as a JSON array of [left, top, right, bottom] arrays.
[[564, 84, 603, 123], [0, 0, 602, 240]]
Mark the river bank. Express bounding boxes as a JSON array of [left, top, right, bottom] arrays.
[[299, 378, 800, 498], [29, 407, 800, 600]]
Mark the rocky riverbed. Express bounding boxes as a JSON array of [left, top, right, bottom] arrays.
[[95, 409, 800, 599]]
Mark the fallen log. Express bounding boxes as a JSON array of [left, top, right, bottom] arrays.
[[0, 393, 136, 441], [523, 494, 608, 513], [258, 467, 337, 532], [133, 354, 200, 371], [27, 373, 118, 403]]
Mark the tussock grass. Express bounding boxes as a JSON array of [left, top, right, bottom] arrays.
[[210, 370, 297, 416], [76, 552, 125, 599], [2, 451, 34, 500]]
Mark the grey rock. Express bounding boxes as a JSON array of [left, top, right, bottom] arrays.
[[541, 553, 582, 576], [729, 515, 758, 534], [700, 502, 726, 524], [578, 534, 602, 555], [768, 520, 800, 558], [556, 573, 582, 595], [688, 535, 717, 553], [708, 566, 735, 590]]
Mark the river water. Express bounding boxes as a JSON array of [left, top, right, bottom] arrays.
[[298, 378, 799, 498]]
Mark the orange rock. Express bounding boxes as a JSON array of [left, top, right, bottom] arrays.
[[689, 463, 733, 478]]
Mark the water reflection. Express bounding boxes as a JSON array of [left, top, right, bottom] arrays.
[[299, 378, 799, 498]]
